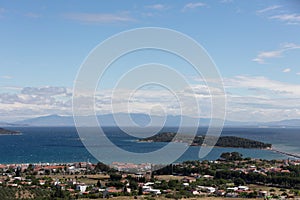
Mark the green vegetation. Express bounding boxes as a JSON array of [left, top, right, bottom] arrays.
[[0, 187, 51, 200], [140, 132, 272, 149]]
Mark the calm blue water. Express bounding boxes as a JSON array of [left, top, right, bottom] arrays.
[[0, 127, 298, 164]]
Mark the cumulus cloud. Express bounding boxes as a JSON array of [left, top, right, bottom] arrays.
[[0, 86, 72, 121], [282, 68, 291, 73], [2, 76, 300, 123]]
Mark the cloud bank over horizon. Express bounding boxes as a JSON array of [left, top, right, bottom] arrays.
[[1, 75, 300, 123]]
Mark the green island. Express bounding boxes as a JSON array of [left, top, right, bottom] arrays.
[[139, 132, 272, 149], [0, 127, 20, 135]]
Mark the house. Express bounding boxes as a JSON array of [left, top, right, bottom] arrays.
[[144, 182, 154, 186], [142, 185, 161, 195], [146, 188, 161, 195], [181, 176, 196, 183], [238, 186, 249, 191], [76, 184, 87, 193], [216, 190, 226, 196], [203, 175, 214, 179], [197, 186, 216, 193], [105, 186, 122, 193], [226, 192, 239, 198], [259, 190, 268, 197], [142, 185, 151, 191], [281, 169, 290, 173], [39, 180, 46, 185], [227, 187, 238, 192], [206, 187, 216, 193], [192, 190, 200, 195]]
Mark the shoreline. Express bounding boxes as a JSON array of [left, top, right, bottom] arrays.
[[271, 148, 300, 159]]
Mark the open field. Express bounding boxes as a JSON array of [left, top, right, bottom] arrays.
[[154, 175, 184, 181]]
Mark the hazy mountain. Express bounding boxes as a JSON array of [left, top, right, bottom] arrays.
[[264, 119, 300, 127], [12, 113, 300, 127]]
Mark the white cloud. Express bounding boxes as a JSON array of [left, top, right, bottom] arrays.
[[270, 13, 300, 24], [297, 72, 300, 75], [2, 76, 300, 123], [256, 4, 300, 25], [225, 75, 300, 97], [64, 12, 135, 23], [223, 75, 300, 122], [253, 43, 300, 64], [282, 68, 291, 73], [256, 5, 282, 14], [146, 4, 167, 11], [252, 50, 281, 64], [182, 2, 206, 12]]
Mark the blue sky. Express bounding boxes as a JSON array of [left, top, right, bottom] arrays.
[[0, 0, 300, 122]]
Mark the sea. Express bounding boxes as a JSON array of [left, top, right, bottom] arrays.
[[0, 126, 299, 164]]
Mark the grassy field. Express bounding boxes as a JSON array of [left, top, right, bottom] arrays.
[[154, 175, 184, 181]]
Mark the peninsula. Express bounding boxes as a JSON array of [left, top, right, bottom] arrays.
[[0, 127, 20, 135], [139, 132, 271, 149]]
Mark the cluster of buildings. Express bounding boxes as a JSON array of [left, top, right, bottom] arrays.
[[0, 158, 299, 199], [229, 159, 300, 175], [110, 162, 152, 172]]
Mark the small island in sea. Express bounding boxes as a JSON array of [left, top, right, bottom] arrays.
[[0, 127, 21, 135], [139, 132, 272, 149]]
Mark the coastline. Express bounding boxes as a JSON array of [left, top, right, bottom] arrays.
[[271, 148, 300, 159]]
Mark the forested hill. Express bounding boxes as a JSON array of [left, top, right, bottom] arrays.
[[139, 132, 272, 149]]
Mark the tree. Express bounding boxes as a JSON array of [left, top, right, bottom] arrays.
[[15, 166, 21, 177], [110, 173, 122, 181], [220, 152, 242, 161], [97, 180, 101, 188], [234, 178, 245, 186], [95, 162, 110, 172], [138, 186, 143, 195]]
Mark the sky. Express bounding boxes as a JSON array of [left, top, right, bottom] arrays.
[[0, 0, 300, 122]]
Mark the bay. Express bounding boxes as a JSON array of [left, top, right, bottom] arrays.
[[0, 126, 298, 164]]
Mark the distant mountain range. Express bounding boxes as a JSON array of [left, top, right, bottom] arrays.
[[1, 113, 299, 127]]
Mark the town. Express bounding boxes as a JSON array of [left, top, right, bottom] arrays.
[[1, 152, 300, 200]]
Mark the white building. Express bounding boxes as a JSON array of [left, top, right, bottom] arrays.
[[76, 184, 87, 193]]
